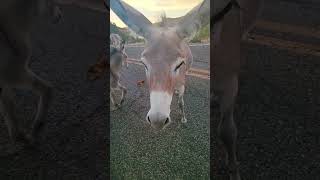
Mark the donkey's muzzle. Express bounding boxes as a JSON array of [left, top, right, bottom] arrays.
[[146, 112, 171, 130]]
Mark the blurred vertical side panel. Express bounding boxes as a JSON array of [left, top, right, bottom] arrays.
[[0, 0, 110, 179]]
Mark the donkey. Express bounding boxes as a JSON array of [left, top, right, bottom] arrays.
[[109, 34, 128, 110], [110, 0, 210, 130], [212, 0, 264, 179], [0, 0, 106, 146], [87, 33, 128, 110], [0, 0, 64, 145], [110, 33, 128, 68]]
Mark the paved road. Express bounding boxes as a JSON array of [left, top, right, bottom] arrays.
[[0, 5, 108, 179], [110, 50, 210, 179]]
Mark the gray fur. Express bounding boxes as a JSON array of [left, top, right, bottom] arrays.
[[110, 34, 127, 110], [213, 0, 264, 179], [111, 0, 210, 130], [0, 0, 63, 146]]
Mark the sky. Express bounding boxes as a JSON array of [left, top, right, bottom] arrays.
[[110, 0, 203, 28]]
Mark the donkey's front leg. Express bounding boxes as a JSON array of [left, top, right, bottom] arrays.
[[118, 83, 127, 106], [123, 57, 129, 69], [217, 75, 240, 180], [21, 70, 53, 141], [0, 87, 25, 143], [3, 26, 53, 143], [110, 89, 119, 111], [177, 85, 187, 123]]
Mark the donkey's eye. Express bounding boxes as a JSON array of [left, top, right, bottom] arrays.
[[174, 61, 185, 72]]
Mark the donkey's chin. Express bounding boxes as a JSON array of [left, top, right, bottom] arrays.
[[146, 113, 171, 131]]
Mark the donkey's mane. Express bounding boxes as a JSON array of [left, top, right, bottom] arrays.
[[158, 12, 168, 28]]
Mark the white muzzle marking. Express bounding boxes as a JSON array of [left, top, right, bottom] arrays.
[[148, 91, 172, 117], [146, 91, 173, 129]]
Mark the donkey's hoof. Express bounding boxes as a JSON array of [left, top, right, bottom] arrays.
[[111, 105, 120, 111], [229, 173, 241, 180], [22, 123, 46, 146], [14, 131, 32, 144], [228, 162, 241, 180], [1, 143, 24, 156], [24, 134, 36, 146], [181, 117, 187, 123], [32, 121, 46, 137], [222, 153, 229, 168]]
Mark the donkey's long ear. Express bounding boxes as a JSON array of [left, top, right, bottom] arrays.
[[110, 0, 153, 39], [104, 0, 109, 10], [176, 0, 210, 40]]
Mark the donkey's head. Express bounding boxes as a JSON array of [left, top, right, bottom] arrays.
[[87, 34, 127, 81], [37, 0, 63, 24], [87, 52, 108, 81], [111, 0, 209, 130], [110, 33, 127, 70]]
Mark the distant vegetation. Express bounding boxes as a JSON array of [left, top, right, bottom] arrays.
[[110, 23, 145, 44], [190, 24, 210, 43]]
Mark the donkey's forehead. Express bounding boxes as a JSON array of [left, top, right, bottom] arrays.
[[142, 30, 184, 60]]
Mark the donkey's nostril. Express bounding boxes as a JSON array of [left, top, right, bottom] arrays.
[[147, 116, 151, 124], [164, 117, 169, 125]]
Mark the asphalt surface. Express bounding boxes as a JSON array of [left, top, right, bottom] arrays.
[[0, 5, 108, 179], [212, 1, 320, 180], [110, 53, 210, 179]]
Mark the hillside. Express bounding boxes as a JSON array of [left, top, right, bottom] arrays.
[[110, 23, 144, 43]]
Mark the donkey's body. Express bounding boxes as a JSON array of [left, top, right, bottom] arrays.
[[212, 0, 264, 179], [110, 33, 128, 68], [0, 0, 105, 146], [110, 0, 210, 130], [0, 0, 63, 145], [87, 33, 128, 110], [109, 34, 127, 110]]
